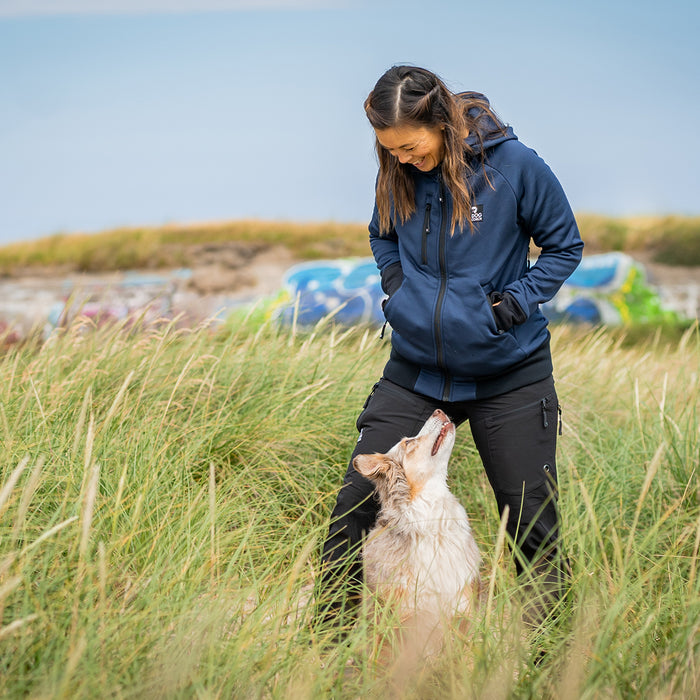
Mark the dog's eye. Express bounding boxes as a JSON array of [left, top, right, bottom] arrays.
[[401, 437, 418, 453]]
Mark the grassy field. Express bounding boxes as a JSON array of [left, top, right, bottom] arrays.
[[0, 311, 698, 698], [1, 214, 700, 274]]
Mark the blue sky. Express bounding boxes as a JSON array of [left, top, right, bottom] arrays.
[[1, 0, 698, 245]]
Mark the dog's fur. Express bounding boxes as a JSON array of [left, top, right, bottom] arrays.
[[353, 409, 481, 659]]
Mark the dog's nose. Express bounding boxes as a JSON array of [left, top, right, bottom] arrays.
[[433, 408, 449, 422]]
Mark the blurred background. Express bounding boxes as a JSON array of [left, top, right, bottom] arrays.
[[1, 0, 699, 245], [1, 0, 699, 340]]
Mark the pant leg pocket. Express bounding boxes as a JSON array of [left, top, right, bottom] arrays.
[[481, 392, 559, 496]]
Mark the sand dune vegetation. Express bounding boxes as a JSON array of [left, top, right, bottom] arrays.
[[0, 310, 698, 697], [1, 214, 699, 275]]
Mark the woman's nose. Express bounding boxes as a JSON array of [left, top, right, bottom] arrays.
[[395, 151, 412, 164]]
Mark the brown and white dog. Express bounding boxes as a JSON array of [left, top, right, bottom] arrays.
[[353, 409, 481, 658]]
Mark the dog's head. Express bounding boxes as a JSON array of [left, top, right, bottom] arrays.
[[353, 409, 456, 506]]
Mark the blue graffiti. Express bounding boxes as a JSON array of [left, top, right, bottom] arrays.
[[275, 259, 385, 326], [275, 252, 667, 327]]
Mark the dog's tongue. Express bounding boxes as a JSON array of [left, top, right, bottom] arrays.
[[431, 423, 451, 456]]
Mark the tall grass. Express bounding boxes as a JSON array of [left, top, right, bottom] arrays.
[[0, 315, 698, 698]]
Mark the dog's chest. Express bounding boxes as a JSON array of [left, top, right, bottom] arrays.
[[364, 493, 481, 602]]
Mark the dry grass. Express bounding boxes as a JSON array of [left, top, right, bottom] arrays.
[[0, 314, 698, 697], [1, 214, 699, 276], [576, 213, 700, 264], [0, 219, 370, 275]]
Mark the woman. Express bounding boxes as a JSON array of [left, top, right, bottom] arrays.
[[318, 65, 584, 631]]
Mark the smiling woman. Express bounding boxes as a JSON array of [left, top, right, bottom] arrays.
[[374, 123, 445, 172], [363, 65, 511, 236]]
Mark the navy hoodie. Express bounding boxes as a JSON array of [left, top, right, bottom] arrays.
[[369, 100, 584, 402]]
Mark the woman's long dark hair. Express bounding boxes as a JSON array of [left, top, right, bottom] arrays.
[[364, 65, 506, 235]]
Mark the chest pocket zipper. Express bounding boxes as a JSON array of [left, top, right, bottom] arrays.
[[421, 200, 432, 265]]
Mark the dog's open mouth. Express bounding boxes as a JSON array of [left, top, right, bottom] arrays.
[[431, 422, 453, 456]]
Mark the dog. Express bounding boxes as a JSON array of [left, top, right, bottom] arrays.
[[353, 409, 481, 661]]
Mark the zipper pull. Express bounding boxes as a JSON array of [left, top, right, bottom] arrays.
[[421, 202, 432, 265], [541, 398, 549, 429]]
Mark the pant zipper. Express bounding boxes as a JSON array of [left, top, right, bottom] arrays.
[[541, 398, 549, 428], [541, 397, 563, 434]]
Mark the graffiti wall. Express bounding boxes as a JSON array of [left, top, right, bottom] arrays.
[[274, 252, 684, 328], [0, 252, 689, 344], [272, 259, 385, 326]]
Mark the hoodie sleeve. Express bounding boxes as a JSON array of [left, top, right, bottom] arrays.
[[368, 201, 403, 291], [502, 147, 584, 317]]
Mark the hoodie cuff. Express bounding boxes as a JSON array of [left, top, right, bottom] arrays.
[[489, 291, 527, 333], [380, 262, 403, 297]]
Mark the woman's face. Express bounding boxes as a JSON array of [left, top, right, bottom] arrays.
[[374, 123, 445, 172]]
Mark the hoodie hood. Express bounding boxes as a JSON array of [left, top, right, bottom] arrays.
[[459, 91, 518, 155]]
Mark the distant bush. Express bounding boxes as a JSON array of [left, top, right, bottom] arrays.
[[0, 220, 370, 275], [647, 217, 700, 265], [576, 214, 630, 251], [577, 214, 700, 265], [1, 215, 699, 275]]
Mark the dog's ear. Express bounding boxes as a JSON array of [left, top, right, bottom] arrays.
[[353, 453, 392, 480]]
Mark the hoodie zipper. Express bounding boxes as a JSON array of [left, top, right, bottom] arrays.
[[421, 200, 432, 265], [434, 174, 450, 401]]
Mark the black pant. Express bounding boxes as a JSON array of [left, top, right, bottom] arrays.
[[319, 375, 565, 623]]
